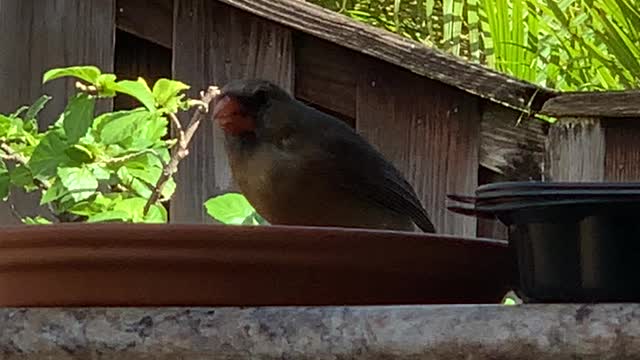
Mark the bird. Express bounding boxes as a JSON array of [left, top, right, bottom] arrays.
[[211, 78, 436, 233]]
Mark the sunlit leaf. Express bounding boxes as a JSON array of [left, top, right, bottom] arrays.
[[43, 65, 101, 85], [62, 93, 95, 144], [28, 130, 72, 178], [113, 78, 157, 111], [24, 95, 52, 121], [58, 166, 98, 202], [152, 78, 190, 113], [204, 193, 257, 225], [97, 73, 118, 97], [0, 160, 9, 200]]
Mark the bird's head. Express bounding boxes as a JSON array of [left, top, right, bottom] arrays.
[[212, 79, 293, 137]]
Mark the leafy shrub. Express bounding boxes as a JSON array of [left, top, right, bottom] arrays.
[[0, 65, 208, 224]]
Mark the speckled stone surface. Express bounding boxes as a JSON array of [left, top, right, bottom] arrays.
[[0, 304, 639, 359]]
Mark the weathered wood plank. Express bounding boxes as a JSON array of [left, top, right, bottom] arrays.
[[171, 0, 294, 223], [546, 118, 605, 181], [480, 101, 547, 177], [356, 60, 479, 236], [0, 0, 115, 225], [294, 33, 358, 119], [604, 119, 640, 181], [115, 0, 173, 49], [217, 0, 556, 112], [541, 91, 640, 118], [113, 29, 172, 110]]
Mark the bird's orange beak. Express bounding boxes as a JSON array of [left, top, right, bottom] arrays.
[[212, 95, 256, 135]]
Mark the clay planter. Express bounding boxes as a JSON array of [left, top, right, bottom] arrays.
[[0, 223, 515, 306]]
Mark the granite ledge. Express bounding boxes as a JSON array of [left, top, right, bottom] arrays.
[[0, 304, 639, 360]]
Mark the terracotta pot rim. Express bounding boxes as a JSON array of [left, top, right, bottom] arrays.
[[0, 223, 509, 271], [0, 223, 514, 306], [0, 222, 507, 245]]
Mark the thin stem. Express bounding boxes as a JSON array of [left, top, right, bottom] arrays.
[[142, 86, 220, 216]]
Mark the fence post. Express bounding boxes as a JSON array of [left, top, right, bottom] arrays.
[[543, 91, 640, 182]]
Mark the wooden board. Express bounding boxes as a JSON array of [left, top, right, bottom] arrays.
[[0, 0, 115, 225], [356, 59, 480, 236], [604, 118, 640, 181], [546, 118, 605, 181], [171, 0, 294, 223], [113, 29, 172, 110], [541, 91, 640, 118], [480, 101, 548, 177], [294, 33, 359, 119], [116, 0, 173, 49], [217, 0, 556, 113]]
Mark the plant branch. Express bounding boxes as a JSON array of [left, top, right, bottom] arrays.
[[0, 143, 28, 164], [0, 141, 62, 221], [0, 142, 50, 190], [143, 86, 220, 215], [8, 202, 23, 223], [168, 112, 183, 134]]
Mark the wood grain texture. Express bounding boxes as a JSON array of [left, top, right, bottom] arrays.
[[0, 0, 115, 225], [356, 60, 480, 236], [294, 34, 359, 119], [546, 118, 605, 181], [115, 0, 173, 49], [114, 29, 172, 110], [480, 101, 548, 177], [541, 91, 640, 118], [171, 0, 294, 223], [216, 0, 556, 112], [604, 119, 640, 181]]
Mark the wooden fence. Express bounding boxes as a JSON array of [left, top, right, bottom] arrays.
[[6, 0, 634, 240]]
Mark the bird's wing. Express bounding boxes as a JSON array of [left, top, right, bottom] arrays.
[[318, 122, 437, 233]]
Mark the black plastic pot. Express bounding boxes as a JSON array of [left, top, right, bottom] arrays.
[[448, 181, 640, 303]]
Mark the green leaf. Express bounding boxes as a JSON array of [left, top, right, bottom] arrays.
[[28, 130, 72, 178], [204, 193, 257, 225], [503, 298, 517, 305], [23, 216, 53, 225], [87, 164, 112, 181], [96, 74, 118, 97], [0, 113, 24, 140], [41, 179, 67, 205], [57, 166, 98, 202], [24, 95, 52, 121], [42, 65, 101, 85], [9, 106, 28, 119], [131, 113, 168, 149], [94, 109, 151, 145], [116, 153, 173, 199], [144, 204, 168, 223], [62, 93, 96, 144], [65, 144, 94, 163], [22, 118, 39, 136], [0, 160, 9, 200], [87, 210, 130, 223], [152, 78, 190, 113], [113, 78, 156, 111], [116, 166, 152, 198], [112, 197, 148, 222], [69, 193, 116, 217], [9, 165, 33, 187]]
